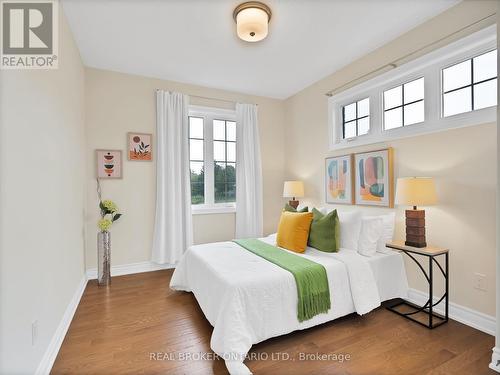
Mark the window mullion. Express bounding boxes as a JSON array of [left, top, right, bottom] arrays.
[[342, 106, 345, 139], [224, 121, 228, 202], [355, 102, 358, 136], [402, 83, 405, 126], [471, 57, 475, 110]]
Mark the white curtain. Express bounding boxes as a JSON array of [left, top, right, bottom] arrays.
[[152, 91, 193, 264], [235, 103, 263, 238]]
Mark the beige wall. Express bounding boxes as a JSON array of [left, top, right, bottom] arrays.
[[284, 1, 498, 316], [0, 6, 86, 373], [84, 68, 285, 269]]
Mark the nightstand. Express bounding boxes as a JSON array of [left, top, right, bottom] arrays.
[[385, 240, 449, 329]]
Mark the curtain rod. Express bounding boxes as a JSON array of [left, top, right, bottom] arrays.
[[324, 12, 496, 97], [155, 89, 257, 106], [191, 94, 257, 107]]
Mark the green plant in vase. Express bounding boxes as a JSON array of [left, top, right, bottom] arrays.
[[98, 199, 122, 231]]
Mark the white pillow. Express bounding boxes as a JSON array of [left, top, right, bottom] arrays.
[[357, 217, 384, 257], [367, 212, 396, 253], [266, 233, 277, 243], [337, 211, 362, 251]]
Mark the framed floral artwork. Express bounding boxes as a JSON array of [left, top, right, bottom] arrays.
[[325, 154, 354, 204], [354, 148, 394, 207], [128, 132, 152, 161], [96, 150, 123, 179]]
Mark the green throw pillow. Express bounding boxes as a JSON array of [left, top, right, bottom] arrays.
[[284, 203, 308, 213], [308, 208, 340, 252]]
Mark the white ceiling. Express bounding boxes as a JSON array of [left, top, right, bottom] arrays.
[[62, 0, 459, 99]]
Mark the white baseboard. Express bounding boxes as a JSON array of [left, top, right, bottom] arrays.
[[490, 347, 500, 373], [407, 288, 496, 336], [86, 260, 175, 280], [35, 275, 88, 375]]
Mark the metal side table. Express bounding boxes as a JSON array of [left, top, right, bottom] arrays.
[[385, 240, 449, 329]]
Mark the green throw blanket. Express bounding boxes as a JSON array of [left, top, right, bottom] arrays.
[[233, 238, 331, 322]]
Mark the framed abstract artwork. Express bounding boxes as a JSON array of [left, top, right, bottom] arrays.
[[128, 132, 152, 161], [354, 148, 394, 207], [96, 150, 123, 179], [325, 154, 354, 204]]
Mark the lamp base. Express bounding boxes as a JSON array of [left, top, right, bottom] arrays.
[[405, 240, 427, 248], [288, 200, 299, 209], [405, 209, 427, 248]]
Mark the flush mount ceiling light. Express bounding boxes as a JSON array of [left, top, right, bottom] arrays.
[[233, 1, 272, 42]]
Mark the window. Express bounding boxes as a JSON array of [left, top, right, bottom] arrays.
[[328, 26, 496, 151], [189, 117, 205, 204], [188, 106, 237, 212], [384, 77, 424, 130], [213, 120, 236, 203], [442, 49, 497, 117], [342, 98, 370, 139]]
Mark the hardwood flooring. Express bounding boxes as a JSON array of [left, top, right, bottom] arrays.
[[51, 269, 495, 375]]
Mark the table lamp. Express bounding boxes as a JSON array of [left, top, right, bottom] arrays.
[[395, 177, 437, 248], [283, 181, 304, 209]]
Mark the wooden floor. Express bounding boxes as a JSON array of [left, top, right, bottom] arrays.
[[52, 269, 495, 375]]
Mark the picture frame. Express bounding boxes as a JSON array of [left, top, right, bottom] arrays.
[[96, 149, 123, 179], [128, 132, 152, 161], [325, 154, 354, 204], [354, 148, 394, 207]]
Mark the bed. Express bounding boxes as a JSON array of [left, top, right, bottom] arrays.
[[170, 234, 409, 375]]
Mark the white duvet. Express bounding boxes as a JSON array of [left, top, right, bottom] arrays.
[[170, 235, 408, 374]]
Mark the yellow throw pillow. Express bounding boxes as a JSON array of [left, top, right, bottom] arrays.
[[276, 211, 314, 253]]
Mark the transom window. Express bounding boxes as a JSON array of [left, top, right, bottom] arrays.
[[188, 107, 237, 212], [328, 26, 496, 151], [383, 77, 424, 130], [442, 49, 497, 117], [342, 98, 370, 139]]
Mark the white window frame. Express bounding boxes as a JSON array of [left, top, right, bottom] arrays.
[[189, 105, 237, 215], [441, 49, 497, 117], [328, 25, 496, 151], [342, 97, 370, 139], [382, 77, 425, 129]]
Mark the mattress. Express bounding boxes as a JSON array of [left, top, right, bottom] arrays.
[[366, 250, 409, 301]]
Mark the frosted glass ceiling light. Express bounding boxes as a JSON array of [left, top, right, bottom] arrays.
[[233, 2, 272, 42]]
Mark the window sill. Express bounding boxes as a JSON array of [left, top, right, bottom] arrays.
[[192, 205, 236, 215]]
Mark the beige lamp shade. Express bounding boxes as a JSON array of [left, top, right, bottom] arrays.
[[234, 2, 271, 42], [283, 181, 304, 198], [395, 177, 437, 207]]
